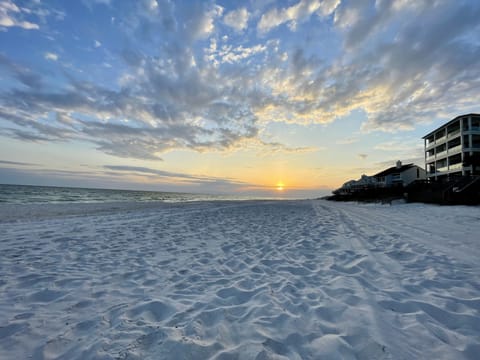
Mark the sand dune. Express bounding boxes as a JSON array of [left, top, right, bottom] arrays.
[[0, 200, 479, 359]]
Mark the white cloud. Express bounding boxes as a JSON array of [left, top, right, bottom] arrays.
[[94, 40, 102, 48], [0, 0, 39, 30], [195, 4, 223, 38], [258, 0, 339, 33], [206, 40, 268, 66], [147, 0, 158, 11], [44, 52, 58, 61], [333, 4, 359, 29], [223, 7, 249, 32], [2, 0, 480, 162]]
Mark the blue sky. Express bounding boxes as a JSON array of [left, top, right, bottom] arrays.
[[0, 0, 479, 198]]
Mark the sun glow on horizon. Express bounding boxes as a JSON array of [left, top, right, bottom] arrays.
[[276, 182, 284, 191]]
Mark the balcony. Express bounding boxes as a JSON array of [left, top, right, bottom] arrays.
[[449, 162, 463, 171], [434, 136, 447, 146], [435, 150, 447, 159], [447, 144, 462, 154], [447, 129, 461, 139]]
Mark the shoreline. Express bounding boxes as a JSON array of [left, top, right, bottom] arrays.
[[0, 199, 292, 224]]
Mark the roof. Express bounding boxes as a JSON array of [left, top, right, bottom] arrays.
[[422, 113, 480, 139], [373, 163, 415, 178]]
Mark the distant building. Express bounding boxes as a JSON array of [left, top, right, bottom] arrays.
[[373, 161, 426, 187], [423, 113, 480, 180], [336, 174, 377, 195]]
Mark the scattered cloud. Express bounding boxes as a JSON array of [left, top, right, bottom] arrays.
[[0, 0, 39, 30], [258, 0, 340, 33], [206, 40, 267, 65], [0, 54, 43, 88], [337, 137, 359, 145], [103, 164, 246, 185], [0, 0, 479, 164], [223, 7, 249, 32], [44, 52, 58, 61], [195, 3, 223, 39], [357, 153, 368, 160], [251, 139, 320, 156], [373, 139, 424, 155], [374, 157, 425, 170], [0, 159, 36, 166]]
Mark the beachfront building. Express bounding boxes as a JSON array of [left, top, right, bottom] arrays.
[[373, 161, 426, 187], [335, 174, 377, 195], [423, 114, 480, 180]]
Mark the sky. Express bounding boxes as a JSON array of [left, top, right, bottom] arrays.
[[0, 0, 479, 198]]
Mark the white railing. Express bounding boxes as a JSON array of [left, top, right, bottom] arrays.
[[447, 144, 462, 154], [447, 129, 460, 138], [436, 150, 447, 158], [449, 163, 463, 171]]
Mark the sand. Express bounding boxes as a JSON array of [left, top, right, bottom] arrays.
[[0, 200, 479, 359]]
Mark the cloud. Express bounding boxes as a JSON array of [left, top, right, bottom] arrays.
[[336, 137, 359, 145], [0, 0, 39, 30], [44, 52, 59, 61], [355, 1, 480, 132], [374, 140, 415, 152], [1, 0, 479, 164], [0, 165, 328, 197], [0, 54, 43, 88], [0, 159, 36, 166], [258, 0, 340, 33], [223, 7, 249, 32], [240, 139, 320, 156], [94, 40, 102, 48], [206, 41, 267, 65], [357, 153, 368, 160], [103, 165, 246, 185], [259, 0, 480, 131], [194, 3, 223, 39]]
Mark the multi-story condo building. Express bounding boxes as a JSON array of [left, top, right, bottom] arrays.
[[423, 113, 480, 180]]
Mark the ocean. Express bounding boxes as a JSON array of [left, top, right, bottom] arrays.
[[0, 184, 252, 204]]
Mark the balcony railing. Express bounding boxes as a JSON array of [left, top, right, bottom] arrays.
[[447, 144, 462, 154], [447, 129, 461, 138], [436, 150, 447, 159], [433, 136, 447, 146], [449, 163, 463, 171]]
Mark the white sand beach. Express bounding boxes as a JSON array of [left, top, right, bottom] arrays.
[[1, 200, 479, 359]]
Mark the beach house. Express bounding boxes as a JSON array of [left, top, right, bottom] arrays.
[[373, 161, 426, 187], [423, 113, 480, 180], [335, 174, 377, 195]]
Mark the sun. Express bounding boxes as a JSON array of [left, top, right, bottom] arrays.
[[276, 182, 284, 191]]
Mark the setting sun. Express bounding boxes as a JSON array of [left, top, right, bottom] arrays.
[[276, 182, 284, 191]]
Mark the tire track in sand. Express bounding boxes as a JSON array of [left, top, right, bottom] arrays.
[[314, 200, 480, 360]]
